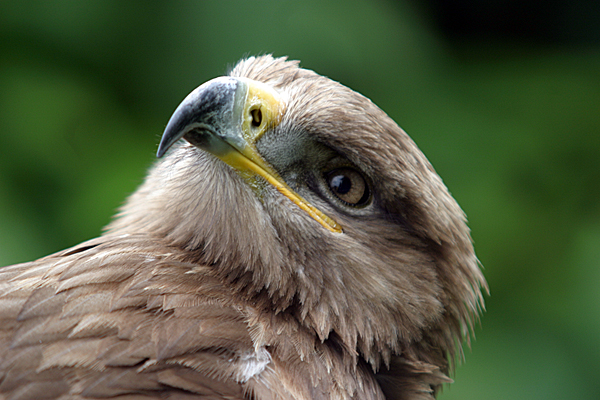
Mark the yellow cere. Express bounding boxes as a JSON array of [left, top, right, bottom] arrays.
[[238, 77, 285, 144]]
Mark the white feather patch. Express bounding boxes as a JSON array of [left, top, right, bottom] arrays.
[[236, 347, 272, 383]]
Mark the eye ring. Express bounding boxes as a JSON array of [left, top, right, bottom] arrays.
[[324, 167, 371, 207]]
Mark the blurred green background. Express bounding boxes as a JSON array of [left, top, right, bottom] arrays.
[[1, 1, 599, 398]]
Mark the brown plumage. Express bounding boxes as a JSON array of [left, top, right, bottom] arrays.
[[0, 55, 486, 400]]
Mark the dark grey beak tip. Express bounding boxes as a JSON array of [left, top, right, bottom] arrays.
[[156, 101, 193, 159], [156, 141, 169, 158], [156, 77, 239, 159], [156, 124, 181, 158]]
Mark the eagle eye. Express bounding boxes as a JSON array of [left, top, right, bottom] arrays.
[[325, 167, 371, 206]]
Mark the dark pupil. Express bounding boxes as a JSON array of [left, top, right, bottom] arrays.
[[330, 174, 352, 194]]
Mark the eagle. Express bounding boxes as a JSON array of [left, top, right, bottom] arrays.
[[0, 55, 486, 400]]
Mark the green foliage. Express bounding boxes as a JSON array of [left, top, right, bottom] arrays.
[[1, 1, 598, 398]]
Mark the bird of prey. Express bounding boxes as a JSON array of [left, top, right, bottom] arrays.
[[0, 55, 486, 400]]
